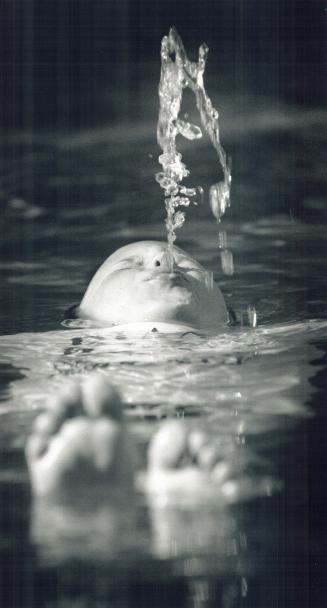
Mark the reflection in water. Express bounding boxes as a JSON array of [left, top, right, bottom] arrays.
[[0, 315, 326, 606], [28, 494, 247, 607]]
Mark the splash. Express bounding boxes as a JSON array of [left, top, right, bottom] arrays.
[[156, 27, 233, 274]]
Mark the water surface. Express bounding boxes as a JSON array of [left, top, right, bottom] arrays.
[[1, 69, 327, 607]]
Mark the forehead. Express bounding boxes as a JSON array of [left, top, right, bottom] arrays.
[[108, 241, 166, 261], [107, 241, 204, 269]]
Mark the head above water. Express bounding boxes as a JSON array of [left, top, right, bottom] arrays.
[[78, 241, 229, 330]]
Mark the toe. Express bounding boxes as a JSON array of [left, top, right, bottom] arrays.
[[90, 419, 122, 472], [37, 380, 84, 438], [188, 430, 208, 458], [25, 434, 49, 463], [33, 412, 55, 436], [188, 430, 221, 471], [148, 420, 189, 470], [82, 374, 123, 421], [212, 461, 231, 482], [28, 380, 83, 465], [197, 443, 221, 470]]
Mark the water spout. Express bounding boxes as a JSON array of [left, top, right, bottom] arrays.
[[156, 26, 232, 272]]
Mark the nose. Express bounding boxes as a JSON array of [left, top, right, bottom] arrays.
[[152, 249, 175, 272]]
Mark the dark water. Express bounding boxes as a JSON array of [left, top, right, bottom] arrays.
[[1, 5, 327, 606]]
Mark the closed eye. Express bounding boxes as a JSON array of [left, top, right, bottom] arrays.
[[176, 258, 205, 275], [111, 256, 143, 271]]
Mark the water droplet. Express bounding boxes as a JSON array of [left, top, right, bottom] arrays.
[[176, 118, 202, 140], [195, 186, 204, 207], [172, 210, 186, 229], [237, 421, 245, 434], [218, 230, 227, 249], [179, 186, 197, 197], [247, 306, 257, 328], [171, 196, 190, 208], [205, 271, 214, 291], [199, 42, 209, 61], [209, 182, 230, 220], [241, 577, 248, 597], [221, 249, 234, 276]]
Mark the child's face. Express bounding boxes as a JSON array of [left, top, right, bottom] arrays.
[[80, 241, 228, 328]]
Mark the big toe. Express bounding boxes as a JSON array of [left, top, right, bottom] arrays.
[[27, 380, 84, 461], [188, 430, 221, 471], [81, 374, 123, 421], [148, 420, 189, 470]]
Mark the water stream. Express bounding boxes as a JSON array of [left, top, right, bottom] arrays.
[[156, 28, 234, 277]]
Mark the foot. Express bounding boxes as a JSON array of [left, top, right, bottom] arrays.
[[145, 420, 231, 506], [144, 420, 237, 559], [26, 374, 135, 501]]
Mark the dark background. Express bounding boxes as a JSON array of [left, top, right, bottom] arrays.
[[1, 0, 326, 130]]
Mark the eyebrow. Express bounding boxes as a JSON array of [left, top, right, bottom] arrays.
[[177, 259, 205, 272], [112, 256, 141, 266]]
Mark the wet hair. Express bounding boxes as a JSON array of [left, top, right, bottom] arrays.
[[63, 303, 79, 320], [227, 306, 238, 326]]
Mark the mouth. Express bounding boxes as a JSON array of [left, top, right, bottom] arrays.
[[144, 271, 189, 287]]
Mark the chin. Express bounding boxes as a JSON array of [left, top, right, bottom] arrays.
[[129, 286, 205, 326], [138, 302, 198, 326]]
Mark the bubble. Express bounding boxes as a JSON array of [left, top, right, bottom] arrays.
[[179, 186, 197, 197], [155, 173, 175, 189], [171, 196, 190, 208], [176, 119, 202, 140], [218, 230, 227, 249], [172, 210, 186, 229]]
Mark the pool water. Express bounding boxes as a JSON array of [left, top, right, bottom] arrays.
[[0, 65, 327, 607]]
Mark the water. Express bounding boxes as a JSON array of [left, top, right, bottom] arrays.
[[156, 27, 233, 274], [1, 211, 327, 606], [1, 58, 327, 608]]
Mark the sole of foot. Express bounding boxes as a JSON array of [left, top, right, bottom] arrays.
[[26, 374, 135, 501], [144, 420, 232, 506]]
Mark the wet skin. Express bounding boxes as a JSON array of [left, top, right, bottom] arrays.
[[26, 375, 237, 565], [78, 241, 228, 329], [26, 375, 229, 503]]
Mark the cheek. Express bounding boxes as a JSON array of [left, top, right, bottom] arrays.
[[105, 275, 154, 309], [185, 276, 205, 302], [104, 273, 198, 314], [99, 275, 136, 307]]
